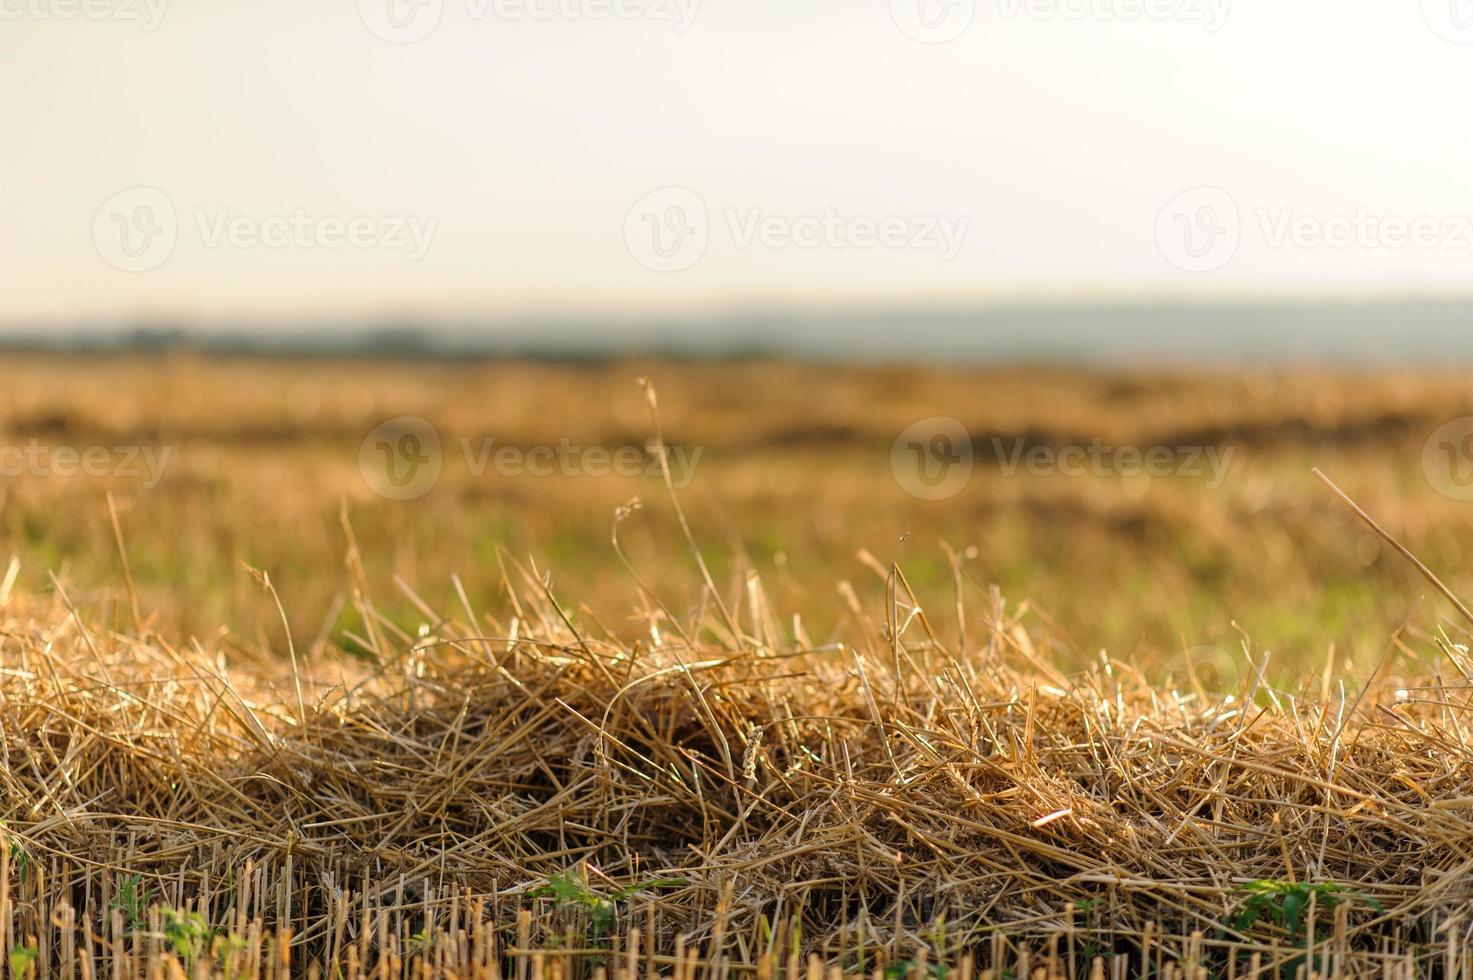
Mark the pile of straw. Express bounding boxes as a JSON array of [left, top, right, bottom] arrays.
[[1, 541, 1471, 979]]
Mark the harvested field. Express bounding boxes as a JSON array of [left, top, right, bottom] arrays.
[[2, 361, 1473, 976]]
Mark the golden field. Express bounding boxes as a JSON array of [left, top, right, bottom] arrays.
[[6, 353, 1473, 680], [3, 353, 1473, 976]]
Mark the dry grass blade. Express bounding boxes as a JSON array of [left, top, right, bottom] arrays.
[[1313, 467, 1473, 633]]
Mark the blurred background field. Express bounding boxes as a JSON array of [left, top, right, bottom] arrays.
[[9, 351, 1473, 689]]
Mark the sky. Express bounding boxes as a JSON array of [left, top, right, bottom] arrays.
[[5, 0, 1473, 328]]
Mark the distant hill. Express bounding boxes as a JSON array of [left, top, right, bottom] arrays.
[[5, 297, 1471, 363]]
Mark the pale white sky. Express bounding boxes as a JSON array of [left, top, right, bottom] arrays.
[[5, 0, 1473, 326]]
